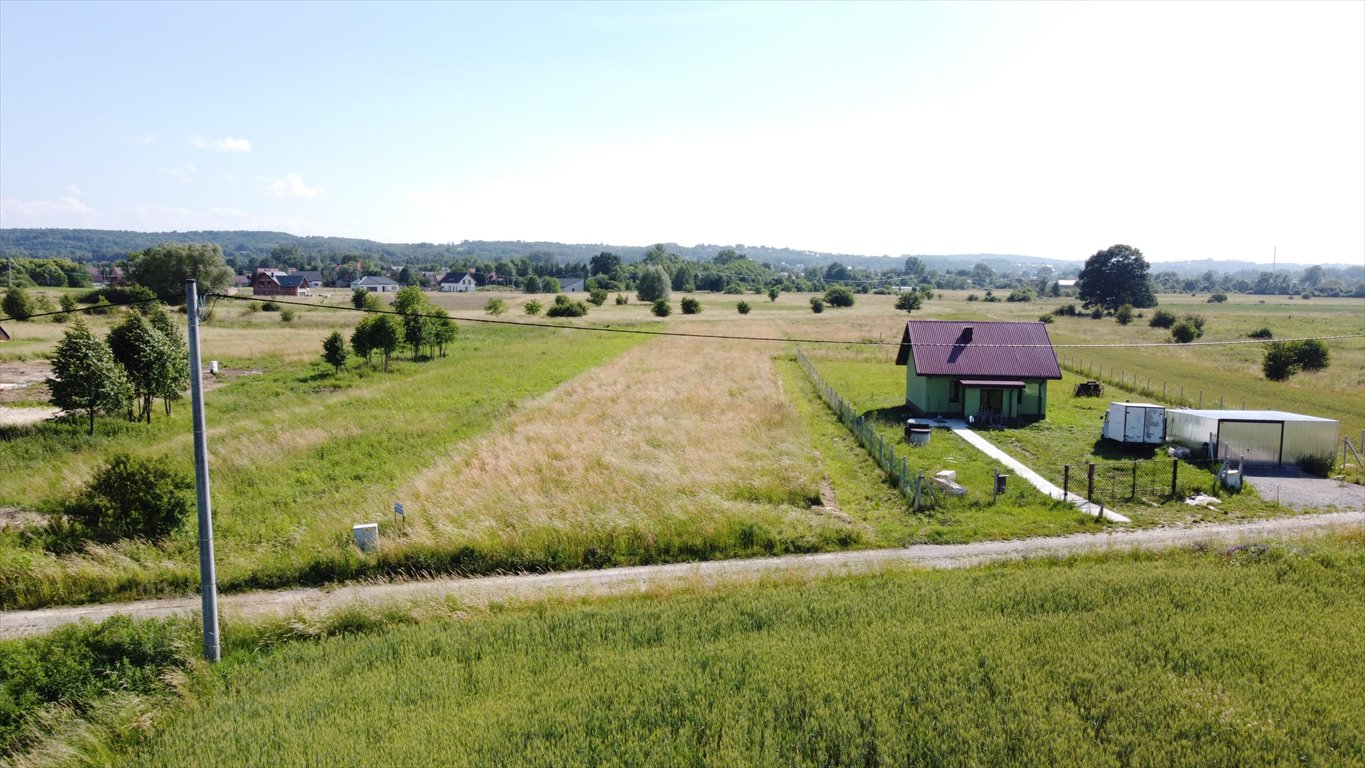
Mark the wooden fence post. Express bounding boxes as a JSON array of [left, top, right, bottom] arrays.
[[1170, 459, 1179, 497], [1063, 464, 1070, 497], [1087, 463, 1095, 502], [1131, 461, 1138, 499]]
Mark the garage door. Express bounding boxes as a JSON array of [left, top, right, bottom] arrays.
[[1218, 420, 1283, 465]]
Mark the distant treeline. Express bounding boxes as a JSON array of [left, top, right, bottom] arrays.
[[1, 229, 1360, 296]]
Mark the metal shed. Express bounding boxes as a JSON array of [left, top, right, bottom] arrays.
[[1165, 409, 1339, 467]]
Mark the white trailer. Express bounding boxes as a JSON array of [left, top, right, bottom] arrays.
[[1102, 402, 1166, 445]]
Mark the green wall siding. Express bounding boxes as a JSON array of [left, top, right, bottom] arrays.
[[904, 368, 1052, 421]]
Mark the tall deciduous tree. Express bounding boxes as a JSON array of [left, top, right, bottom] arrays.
[[146, 305, 190, 416], [47, 320, 131, 434], [127, 243, 234, 302], [1077, 244, 1158, 310], [2, 286, 35, 320], [106, 311, 175, 422], [635, 266, 671, 302]]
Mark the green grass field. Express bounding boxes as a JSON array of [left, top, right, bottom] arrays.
[[5, 533, 1361, 767]]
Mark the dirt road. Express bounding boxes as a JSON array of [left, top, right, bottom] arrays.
[[2, 511, 1361, 639]]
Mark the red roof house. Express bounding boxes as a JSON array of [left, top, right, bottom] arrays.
[[894, 320, 1061, 423]]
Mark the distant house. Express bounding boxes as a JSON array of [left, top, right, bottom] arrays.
[[894, 320, 1062, 423], [438, 271, 478, 292], [558, 278, 585, 293], [350, 275, 400, 292], [294, 270, 325, 288], [253, 268, 311, 297], [1056, 279, 1077, 288]]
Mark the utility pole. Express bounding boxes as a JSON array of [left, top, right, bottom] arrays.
[[185, 279, 221, 662]]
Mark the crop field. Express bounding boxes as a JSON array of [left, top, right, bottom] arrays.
[[4, 532, 1360, 766]]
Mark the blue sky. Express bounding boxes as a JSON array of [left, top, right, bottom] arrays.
[[1, 1, 1361, 264]]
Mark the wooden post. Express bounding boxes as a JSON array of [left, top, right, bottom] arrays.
[[1087, 463, 1095, 502], [1063, 464, 1071, 498], [1170, 458, 1179, 497], [1131, 462, 1138, 499]]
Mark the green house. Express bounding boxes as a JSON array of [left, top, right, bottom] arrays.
[[894, 320, 1062, 424]]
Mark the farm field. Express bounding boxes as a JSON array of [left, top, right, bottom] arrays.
[[0, 288, 1360, 610], [4, 532, 1361, 766]]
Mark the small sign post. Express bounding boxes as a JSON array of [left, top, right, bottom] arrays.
[[394, 501, 405, 531]]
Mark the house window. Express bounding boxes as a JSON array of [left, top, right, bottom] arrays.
[[949, 381, 961, 404]]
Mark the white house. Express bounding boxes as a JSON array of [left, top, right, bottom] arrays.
[[438, 271, 478, 292], [351, 276, 400, 292]]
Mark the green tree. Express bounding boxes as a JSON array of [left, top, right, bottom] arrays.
[[590, 252, 621, 278], [351, 287, 371, 309], [680, 297, 702, 315], [127, 243, 233, 302], [810, 296, 825, 313], [350, 316, 377, 363], [322, 331, 349, 373], [767, 287, 780, 302], [1170, 319, 1199, 343], [47, 320, 131, 434], [894, 292, 922, 313], [1292, 339, 1330, 371], [369, 314, 402, 371], [1077, 244, 1157, 310], [429, 308, 457, 357], [903, 256, 927, 278], [545, 294, 589, 317], [587, 287, 608, 306], [523, 275, 542, 294], [2, 286, 36, 320], [1115, 304, 1135, 325], [485, 298, 508, 315], [524, 300, 543, 316], [823, 285, 855, 308], [736, 300, 751, 314], [106, 311, 177, 423], [636, 266, 671, 302], [541, 276, 562, 293], [146, 305, 190, 417], [651, 299, 672, 317]]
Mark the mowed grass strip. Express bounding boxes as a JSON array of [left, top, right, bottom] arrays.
[[0, 323, 647, 609], [114, 534, 1365, 768], [392, 329, 861, 571]]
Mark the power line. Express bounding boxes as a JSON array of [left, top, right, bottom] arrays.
[[204, 292, 1365, 349]]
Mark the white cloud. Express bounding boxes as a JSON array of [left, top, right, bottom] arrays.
[[160, 163, 198, 183], [267, 173, 324, 199], [0, 195, 97, 226], [190, 135, 253, 152], [63, 184, 82, 196]]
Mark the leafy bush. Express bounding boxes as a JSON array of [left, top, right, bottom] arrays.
[[545, 295, 589, 318], [484, 298, 507, 316], [62, 455, 191, 542], [1247, 327, 1273, 339], [1149, 308, 1177, 328], [587, 287, 608, 307], [245, 301, 262, 313], [636, 266, 671, 302], [809, 297, 825, 313], [1182, 314, 1206, 335], [736, 300, 751, 314], [524, 300, 543, 316], [767, 287, 780, 302], [1171, 320, 1199, 343], [651, 299, 672, 317], [1208, 293, 1228, 303], [1115, 304, 1134, 325], [983, 290, 1001, 303], [1089, 307, 1105, 319], [1300, 292, 1312, 300], [614, 293, 629, 305], [1054, 303, 1078, 317], [261, 301, 280, 312], [522, 275, 541, 294], [279, 308, 296, 322], [966, 293, 980, 302], [680, 297, 701, 315], [823, 285, 855, 307], [1038, 313, 1054, 324], [1006, 288, 1035, 302], [1292, 339, 1330, 371], [723, 284, 744, 295]]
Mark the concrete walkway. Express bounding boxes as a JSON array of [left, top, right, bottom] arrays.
[[939, 419, 1132, 523]]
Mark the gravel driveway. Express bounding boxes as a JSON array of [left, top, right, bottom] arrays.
[[1243, 469, 1365, 511]]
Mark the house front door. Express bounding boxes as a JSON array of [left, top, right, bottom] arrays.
[[981, 389, 1004, 414]]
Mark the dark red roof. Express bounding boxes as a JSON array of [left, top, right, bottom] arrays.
[[894, 321, 1061, 380]]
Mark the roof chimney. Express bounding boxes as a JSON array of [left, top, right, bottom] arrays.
[[962, 325, 974, 343]]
